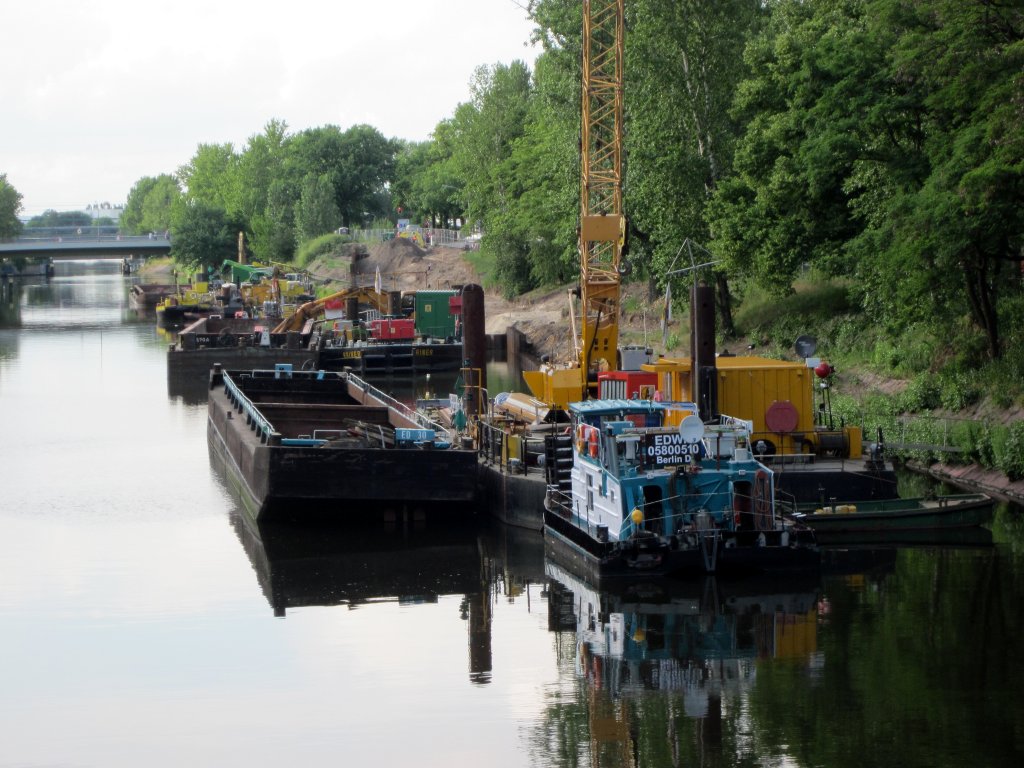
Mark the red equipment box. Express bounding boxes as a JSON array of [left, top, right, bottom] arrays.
[[369, 317, 416, 340]]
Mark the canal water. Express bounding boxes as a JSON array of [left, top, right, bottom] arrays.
[[1, 262, 1022, 767]]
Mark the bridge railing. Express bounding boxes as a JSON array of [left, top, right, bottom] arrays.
[[16, 225, 122, 238], [9, 229, 167, 242], [3, 234, 168, 246]]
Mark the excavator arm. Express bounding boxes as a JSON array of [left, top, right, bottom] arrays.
[[271, 287, 389, 334]]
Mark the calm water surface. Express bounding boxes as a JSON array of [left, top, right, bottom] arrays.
[[1, 263, 1022, 767]]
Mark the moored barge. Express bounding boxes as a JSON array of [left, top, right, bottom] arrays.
[[169, 315, 316, 378], [207, 365, 480, 523]]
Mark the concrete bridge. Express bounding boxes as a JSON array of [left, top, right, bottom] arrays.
[[0, 232, 171, 260]]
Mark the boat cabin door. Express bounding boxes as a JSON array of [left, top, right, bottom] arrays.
[[638, 485, 662, 533]]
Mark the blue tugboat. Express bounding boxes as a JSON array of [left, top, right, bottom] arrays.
[[544, 399, 818, 579]]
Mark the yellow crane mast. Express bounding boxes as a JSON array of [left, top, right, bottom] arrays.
[[579, 0, 626, 385], [525, 0, 626, 408]]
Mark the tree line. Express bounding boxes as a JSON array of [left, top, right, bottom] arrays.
[[3, 0, 1020, 366]]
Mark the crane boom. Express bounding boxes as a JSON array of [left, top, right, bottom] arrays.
[[523, 0, 626, 409], [579, 0, 625, 389]]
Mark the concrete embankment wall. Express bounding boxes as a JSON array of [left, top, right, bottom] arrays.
[[910, 461, 1024, 506]]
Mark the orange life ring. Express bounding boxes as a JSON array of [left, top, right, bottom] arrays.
[[588, 428, 599, 458]]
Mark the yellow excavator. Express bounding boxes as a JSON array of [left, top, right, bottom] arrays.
[[271, 286, 391, 335], [524, 0, 627, 410]]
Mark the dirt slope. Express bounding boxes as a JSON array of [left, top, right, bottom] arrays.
[[308, 240, 572, 355]]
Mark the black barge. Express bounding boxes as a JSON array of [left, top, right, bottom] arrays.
[[207, 366, 480, 523]]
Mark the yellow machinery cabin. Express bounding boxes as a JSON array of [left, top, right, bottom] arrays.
[[642, 354, 862, 459]]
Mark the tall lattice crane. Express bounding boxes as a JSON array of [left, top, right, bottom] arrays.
[[524, 0, 626, 408], [579, 0, 625, 386]]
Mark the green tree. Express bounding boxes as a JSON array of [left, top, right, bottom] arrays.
[[289, 124, 397, 227], [121, 174, 181, 235], [707, 0, 1022, 358], [508, 44, 580, 286], [170, 202, 236, 273], [249, 179, 296, 265], [864, 0, 1024, 359], [393, 134, 465, 229], [626, 0, 767, 336], [178, 143, 242, 213], [0, 174, 24, 239], [447, 61, 537, 294], [235, 120, 296, 261], [294, 173, 341, 244], [26, 210, 93, 229], [706, 0, 878, 295], [235, 119, 292, 223]]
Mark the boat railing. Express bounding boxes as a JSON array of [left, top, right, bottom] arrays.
[[775, 486, 800, 518], [221, 370, 278, 444], [546, 486, 573, 514], [219, 366, 454, 447], [345, 372, 448, 434]]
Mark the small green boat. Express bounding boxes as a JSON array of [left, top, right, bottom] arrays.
[[789, 492, 995, 540]]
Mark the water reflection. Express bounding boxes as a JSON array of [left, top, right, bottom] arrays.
[[0, 278, 21, 329], [233, 516, 482, 615], [0, 262, 147, 333], [547, 564, 819, 697], [230, 512, 549, 686]]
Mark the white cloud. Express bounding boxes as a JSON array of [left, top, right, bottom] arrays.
[[0, 0, 538, 215]]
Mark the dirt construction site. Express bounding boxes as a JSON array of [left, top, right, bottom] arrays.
[[307, 238, 580, 362]]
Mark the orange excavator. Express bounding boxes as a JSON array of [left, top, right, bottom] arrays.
[[270, 286, 391, 334]]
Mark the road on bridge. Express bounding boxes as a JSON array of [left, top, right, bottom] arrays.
[[0, 234, 172, 260]]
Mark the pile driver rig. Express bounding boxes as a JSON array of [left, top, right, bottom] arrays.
[[524, 0, 628, 409]]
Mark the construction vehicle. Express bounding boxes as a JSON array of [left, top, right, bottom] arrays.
[[221, 259, 274, 285], [271, 286, 392, 335], [524, 0, 629, 410]]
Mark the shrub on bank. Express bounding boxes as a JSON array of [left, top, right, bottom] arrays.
[[294, 233, 348, 268], [1000, 422, 1024, 481]]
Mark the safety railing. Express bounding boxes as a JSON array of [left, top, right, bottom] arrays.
[[221, 370, 278, 444], [350, 228, 472, 248], [219, 367, 452, 446], [346, 371, 447, 434]]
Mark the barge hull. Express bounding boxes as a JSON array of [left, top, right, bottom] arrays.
[[207, 371, 479, 523], [543, 509, 820, 582]]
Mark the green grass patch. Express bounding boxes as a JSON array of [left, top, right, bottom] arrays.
[[294, 233, 349, 268], [464, 248, 497, 289]]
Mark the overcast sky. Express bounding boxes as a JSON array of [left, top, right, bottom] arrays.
[[0, 0, 539, 217]]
